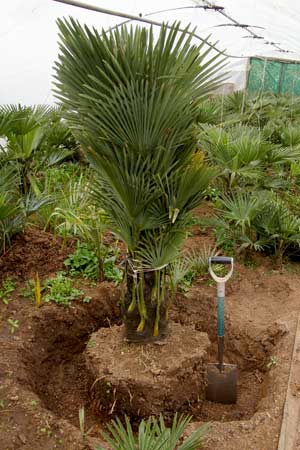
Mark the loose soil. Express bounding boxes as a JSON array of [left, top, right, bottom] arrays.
[[0, 226, 300, 450]]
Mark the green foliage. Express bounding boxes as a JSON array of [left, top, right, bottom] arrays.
[[64, 241, 123, 284], [30, 163, 84, 230], [7, 318, 19, 334], [48, 173, 111, 281], [64, 242, 99, 279], [0, 165, 23, 252], [0, 278, 16, 304], [103, 258, 123, 285], [168, 258, 192, 297], [0, 105, 79, 252], [196, 92, 300, 262], [47, 174, 91, 238], [0, 104, 74, 195], [213, 227, 235, 254], [44, 272, 90, 307], [179, 269, 198, 292], [187, 245, 219, 276], [255, 200, 300, 261], [168, 244, 218, 299], [196, 98, 222, 124], [199, 124, 266, 189], [96, 414, 209, 450], [41, 106, 79, 156], [223, 91, 247, 116], [199, 124, 300, 191], [0, 163, 52, 253], [211, 191, 300, 261], [280, 125, 300, 147], [267, 355, 279, 369], [220, 92, 300, 128]]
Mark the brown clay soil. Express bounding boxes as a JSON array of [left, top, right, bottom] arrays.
[[0, 225, 300, 450], [86, 323, 210, 419]]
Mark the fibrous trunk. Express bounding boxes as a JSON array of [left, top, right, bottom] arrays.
[[122, 268, 168, 343]]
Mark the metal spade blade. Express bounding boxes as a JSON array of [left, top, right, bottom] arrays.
[[206, 362, 238, 404]]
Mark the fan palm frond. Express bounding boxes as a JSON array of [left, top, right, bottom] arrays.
[[185, 244, 219, 273], [218, 191, 267, 234], [137, 226, 187, 270], [96, 414, 209, 450], [200, 125, 275, 189]]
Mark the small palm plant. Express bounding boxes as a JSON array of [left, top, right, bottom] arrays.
[[211, 191, 300, 263], [96, 414, 209, 450], [199, 124, 300, 191], [54, 18, 226, 341], [0, 163, 51, 254], [0, 167, 22, 253], [199, 125, 270, 190], [0, 104, 73, 194], [254, 200, 300, 264], [212, 191, 269, 253]]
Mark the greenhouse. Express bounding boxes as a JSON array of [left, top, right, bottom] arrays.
[[1, 1, 300, 450]]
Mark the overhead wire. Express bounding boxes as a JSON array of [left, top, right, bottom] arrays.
[[52, 0, 248, 59], [196, 0, 292, 54], [51, 0, 300, 99], [52, 0, 297, 59]]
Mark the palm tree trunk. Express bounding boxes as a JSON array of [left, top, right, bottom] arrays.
[[122, 270, 168, 343], [98, 257, 105, 282]]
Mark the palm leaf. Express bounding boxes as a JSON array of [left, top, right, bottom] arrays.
[[97, 414, 208, 450]]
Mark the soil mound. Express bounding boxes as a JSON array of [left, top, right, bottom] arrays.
[[86, 323, 210, 418], [0, 227, 75, 281]]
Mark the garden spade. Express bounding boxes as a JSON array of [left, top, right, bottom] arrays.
[[206, 256, 238, 404]]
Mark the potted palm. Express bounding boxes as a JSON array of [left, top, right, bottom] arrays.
[[54, 18, 226, 342]]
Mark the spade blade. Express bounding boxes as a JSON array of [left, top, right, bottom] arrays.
[[206, 363, 238, 404]]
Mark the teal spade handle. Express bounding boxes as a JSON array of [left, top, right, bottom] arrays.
[[216, 281, 226, 370], [217, 294, 225, 337], [208, 256, 234, 371], [217, 290, 225, 370], [208, 256, 233, 337]]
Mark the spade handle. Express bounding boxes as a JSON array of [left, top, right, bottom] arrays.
[[208, 256, 234, 283], [208, 256, 234, 371]]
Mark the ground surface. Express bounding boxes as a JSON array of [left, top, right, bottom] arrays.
[[0, 226, 299, 450]]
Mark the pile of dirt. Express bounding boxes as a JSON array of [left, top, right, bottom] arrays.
[[0, 227, 75, 281], [86, 323, 210, 418]]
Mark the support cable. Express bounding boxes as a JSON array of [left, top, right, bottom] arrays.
[[197, 0, 291, 54], [51, 0, 247, 59]]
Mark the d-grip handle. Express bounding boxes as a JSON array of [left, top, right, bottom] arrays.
[[210, 256, 232, 265], [208, 256, 234, 283]]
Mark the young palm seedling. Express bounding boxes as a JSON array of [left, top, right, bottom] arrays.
[[7, 318, 19, 334], [0, 278, 16, 305], [95, 414, 209, 450]]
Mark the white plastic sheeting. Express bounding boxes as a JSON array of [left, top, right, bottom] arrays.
[[1, 0, 300, 103]]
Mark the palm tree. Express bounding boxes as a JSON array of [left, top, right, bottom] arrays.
[[199, 124, 300, 191], [96, 414, 209, 450], [54, 18, 226, 342], [0, 105, 74, 194], [0, 163, 51, 254]]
